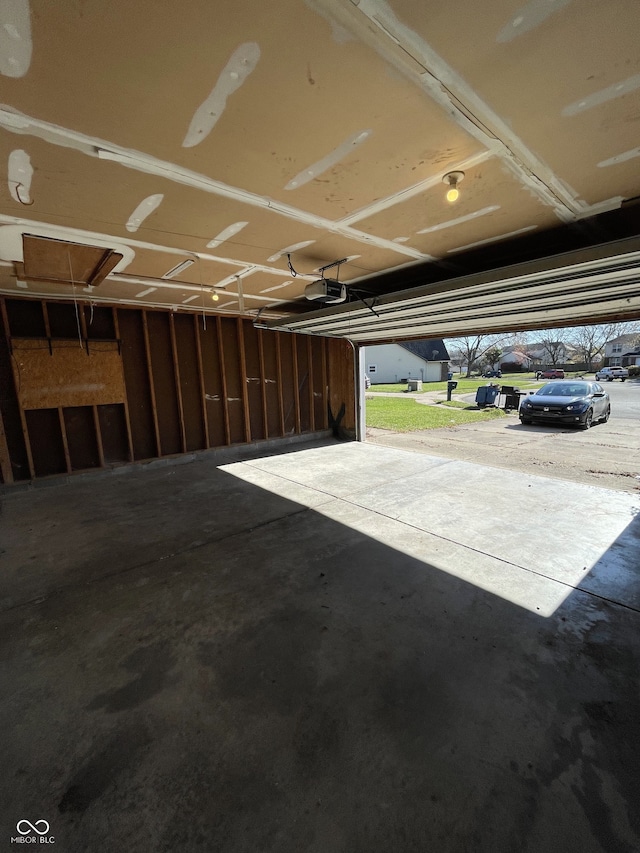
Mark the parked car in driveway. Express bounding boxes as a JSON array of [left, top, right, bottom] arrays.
[[535, 368, 565, 379], [483, 369, 502, 378], [520, 381, 610, 429], [595, 366, 628, 381]]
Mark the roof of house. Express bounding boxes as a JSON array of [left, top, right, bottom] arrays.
[[608, 333, 640, 346], [399, 339, 449, 362], [501, 351, 531, 364], [526, 342, 566, 354]]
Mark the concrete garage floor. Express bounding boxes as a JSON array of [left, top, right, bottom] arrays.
[[1, 440, 640, 852]]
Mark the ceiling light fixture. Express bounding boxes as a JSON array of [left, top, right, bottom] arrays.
[[443, 171, 465, 203], [163, 259, 194, 279]]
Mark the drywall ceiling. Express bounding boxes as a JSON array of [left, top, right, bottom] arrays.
[[0, 0, 639, 332]]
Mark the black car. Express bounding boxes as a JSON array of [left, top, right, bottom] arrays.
[[519, 381, 610, 429], [483, 369, 502, 377]]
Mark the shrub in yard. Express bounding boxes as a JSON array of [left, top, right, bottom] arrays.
[[629, 365, 640, 377]]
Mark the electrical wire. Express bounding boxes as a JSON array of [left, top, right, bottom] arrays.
[[195, 252, 206, 331], [67, 249, 83, 348], [11, 182, 34, 206], [287, 253, 298, 277]]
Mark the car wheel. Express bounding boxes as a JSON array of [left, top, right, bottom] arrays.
[[581, 409, 593, 429], [601, 406, 610, 423], [520, 418, 532, 425]]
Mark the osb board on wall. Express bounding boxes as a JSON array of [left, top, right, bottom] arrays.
[[11, 340, 126, 410]]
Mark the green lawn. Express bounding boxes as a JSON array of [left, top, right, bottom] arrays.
[[367, 383, 410, 393], [366, 396, 507, 431]]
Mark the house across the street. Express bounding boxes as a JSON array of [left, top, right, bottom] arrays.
[[499, 347, 533, 371], [364, 340, 450, 384], [604, 333, 640, 368]]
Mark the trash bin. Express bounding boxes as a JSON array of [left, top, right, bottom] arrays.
[[475, 384, 498, 407], [500, 385, 520, 410], [447, 371, 453, 381], [447, 380, 458, 401]]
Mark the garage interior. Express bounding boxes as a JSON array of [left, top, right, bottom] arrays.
[[1, 1, 639, 850]]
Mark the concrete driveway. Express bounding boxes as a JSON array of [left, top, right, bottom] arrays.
[[368, 380, 640, 493], [1, 439, 640, 851]]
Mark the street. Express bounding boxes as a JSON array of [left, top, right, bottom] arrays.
[[600, 376, 640, 421], [367, 379, 640, 493]]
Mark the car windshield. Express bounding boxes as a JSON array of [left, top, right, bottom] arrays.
[[536, 382, 591, 397]]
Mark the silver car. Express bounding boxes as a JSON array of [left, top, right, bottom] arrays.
[[595, 367, 628, 381]]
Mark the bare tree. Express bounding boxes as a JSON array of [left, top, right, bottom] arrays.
[[449, 335, 503, 376], [539, 333, 568, 367], [568, 323, 639, 371]]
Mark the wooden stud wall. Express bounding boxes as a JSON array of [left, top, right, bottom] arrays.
[[327, 337, 356, 433], [0, 298, 356, 484]]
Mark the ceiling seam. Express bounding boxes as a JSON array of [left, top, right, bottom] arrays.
[[0, 107, 430, 262], [108, 275, 286, 303], [0, 213, 319, 282], [335, 150, 494, 227], [326, 0, 590, 222], [0, 287, 281, 316]]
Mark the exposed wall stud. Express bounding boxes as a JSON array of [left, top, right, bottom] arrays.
[[112, 309, 134, 462], [321, 338, 329, 430], [257, 329, 269, 439], [0, 408, 13, 483], [58, 407, 72, 473], [78, 298, 88, 348], [92, 404, 105, 467], [275, 333, 285, 437], [237, 318, 252, 444], [216, 316, 231, 446], [0, 297, 35, 479], [194, 313, 210, 448], [307, 336, 315, 432], [42, 301, 51, 338], [169, 312, 187, 453], [141, 310, 162, 456], [0, 299, 355, 483], [291, 335, 301, 434]]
